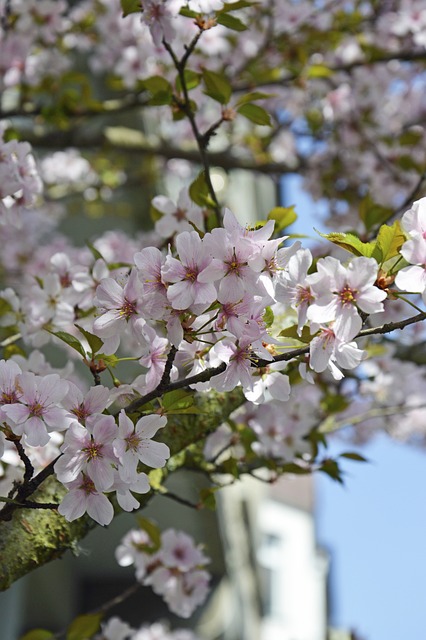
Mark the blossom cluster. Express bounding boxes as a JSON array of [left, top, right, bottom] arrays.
[[395, 198, 426, 302], [116, 526, 211, 618], [90, 206, 388, 400], [96, 617, 200, 640], [0, 181, 398, 502], [0, 127, 42, 227], [0, 358, 170, 526]]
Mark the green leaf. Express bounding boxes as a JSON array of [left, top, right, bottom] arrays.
[[176, 70, 201, 93], [317, 229, 375, 258], [0, 496, 27, 504], [0, 297, 13, 317], [320, 459, 343, 483], [306, 64, 333, 78], [359, 195, 393, 232], [50, 331, 86, 358], [199, 487, 218, 510], [219, 457, 240, 478], [66, 613, 102, 640], [220, 0, 254, 10], [142, 76, 173, 106], [86, 241, 105, 262], [96, 353, 119, 368], [135, 516, 161, 552], [75, 325, 103, 355], [216, 13, 247, 30], [162, 389, 194, 411], [281, 462, 312, 475], [263, 306, 274, 328], [236, 91, 273, 107], [340, 452, 369, 462], [321, 393, 349, 414], [179, 6, 199, 17], [148, 468, 166, 493], [371, 221, 406, 265], [399, 129, 423, 146], [20, 631, 54, 640], [189, 171, 214, 207], [279, 324, 312, 343], [237, 103, 272, 126], [120, 0, 140, 17], [267, 205, 297, 231], [202, 69, 232, 104]]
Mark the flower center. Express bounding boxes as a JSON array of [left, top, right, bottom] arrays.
[[184, 267, 198, 282], [72, 404, 89, 422], [174, 208, 187, 222], [120, 298, 137, 319], [339, 285, 357, 305], [83, 441, 103, 461], [296, 285, 313, 305], [29, 402, 44, 418], [125, 431, 142, 452], [79, 474, 97, 495], [0, 390, 20, 404]]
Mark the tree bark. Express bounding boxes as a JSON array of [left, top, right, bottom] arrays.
[[0, 388, 244, 590]]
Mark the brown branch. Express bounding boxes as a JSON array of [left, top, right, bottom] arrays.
[[23, 127, 301, 176], [0, 93, 151, 121], [234, 49, 426, 92], [158, 345, 177, 390], [0, 388, 244, 590], [0, 455, 61, 522], [163, 33, 221, 222], [124, 311, 426, 416], [159, 490, 200, 509]]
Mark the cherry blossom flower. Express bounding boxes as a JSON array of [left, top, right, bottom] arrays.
[[159, 569, 210, 618], [62, 382, 111, 425], [2, 371, 69, 447], [160, 529, 209, 571], [55, 415, 118, 491], [0, 359, 23, 422], [153, 188, 205, 238], [95, 617, 133, 640], [116, 526, 211, 618], [116, 528, 153, 567], [309, 322, 365, 380], [141, 0, 178, 46], [93, 269, 146, 354], [395, 198, 426, 299], [57, 471, 114, 526], [113, 410, 169, 481], [112, 469, 150, 512], [201, 215, 269, 303], [244, 365, 291, 405], [275, 248, 318, 334], [134, 246, 168, 320], [307, 256, 387, 336], [137, 325, 176, 392], [162, 231, 217, 313]]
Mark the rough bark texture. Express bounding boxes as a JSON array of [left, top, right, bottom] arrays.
[[0, 388, 244, 590]]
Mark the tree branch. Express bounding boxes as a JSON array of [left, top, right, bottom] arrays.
[[23, 126, 301, 176], [0, 388, 244, 591]]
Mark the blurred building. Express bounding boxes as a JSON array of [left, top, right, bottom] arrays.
[[197, 474, 329, 640]]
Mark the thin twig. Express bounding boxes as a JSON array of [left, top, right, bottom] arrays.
[[11, 438, 34, 483], [52, 583, 142, 639], [162, 35, 222, 223], [160, 490, 200, 509], [0, 0, 12, 32], [158, 345, 177, 390], [0, 454, 61, 522]]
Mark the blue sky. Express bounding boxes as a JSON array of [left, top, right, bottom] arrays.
[[285, 174, 426, 640], [316, 436, 426, 640]]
